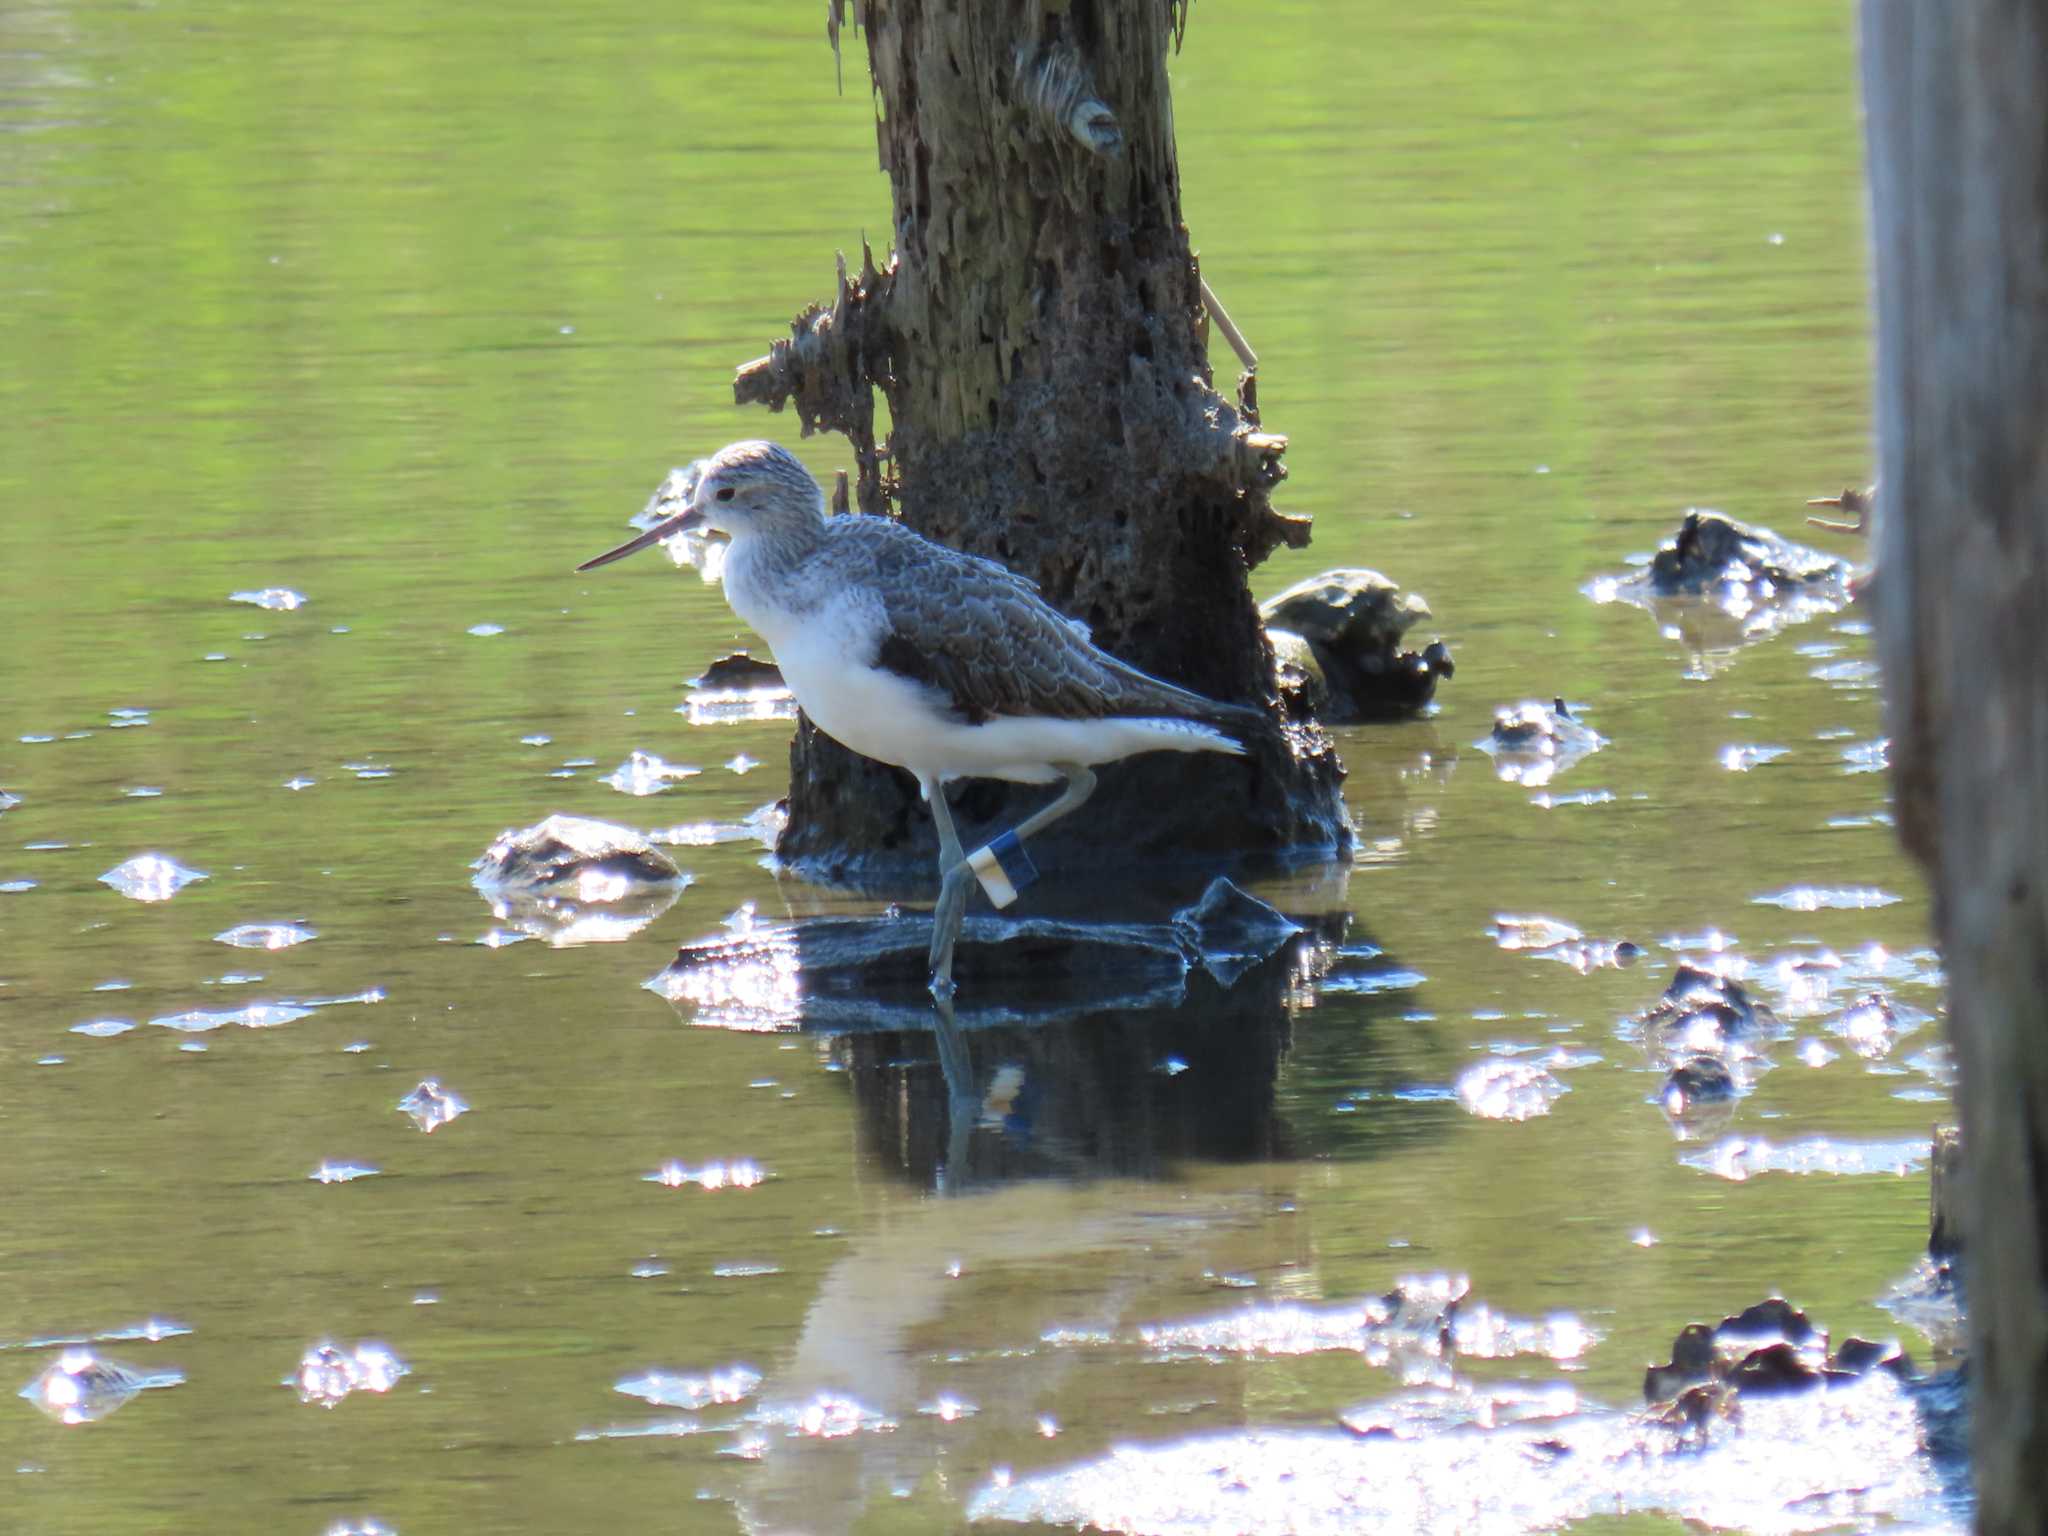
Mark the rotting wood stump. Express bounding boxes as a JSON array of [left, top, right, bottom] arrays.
[[732, 1, 1348, 886]]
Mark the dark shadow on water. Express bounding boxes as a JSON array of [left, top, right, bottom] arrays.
[[852, 977, 1303, 1189]]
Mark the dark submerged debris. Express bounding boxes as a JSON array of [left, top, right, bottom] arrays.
[[1928, 1124, 1962, 1262], [1489, 914, 1644, 971], [1883, 1126, 1966, 1357], [694, 650, 785, 691], [1636, 964, 1783, 1057], [1661, 1054, 1738, 1119], [472, 814, 682, 894], [1260, 568, 1454, 723], [1171, 877, 1303, 988], [1642, 1298, 1914, 1413], [1587, 510, 1856, 670], [1648, 510, 1847, 597], [1475, 698, 1605, 786], [472, 815, 687, 947]]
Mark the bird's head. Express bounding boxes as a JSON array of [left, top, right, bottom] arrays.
[[576, 440, 824, 572]]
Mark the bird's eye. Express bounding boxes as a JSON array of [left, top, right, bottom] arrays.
[[715, 487, 735, 502]]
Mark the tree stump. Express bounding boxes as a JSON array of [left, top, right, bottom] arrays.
[[734, 1, 1348, 885], [1863, 2, 2048, 1526]]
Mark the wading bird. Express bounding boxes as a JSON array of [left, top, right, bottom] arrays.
[[578, 440, 1259, 997]]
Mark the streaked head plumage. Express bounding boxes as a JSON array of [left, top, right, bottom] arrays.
[[693, 440, 826, 535]]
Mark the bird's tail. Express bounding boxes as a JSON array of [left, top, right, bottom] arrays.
[[1118, 717, 1249, 757], [1104, 655, 1268, 734]]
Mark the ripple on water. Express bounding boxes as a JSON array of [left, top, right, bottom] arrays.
[[99, 854, 207, 902], [19, 1349, 182, 1424], [1719, 743, 1790, 771], [1752, 885, 1901, 912], [397, 1079, 469, 1133], [94, 1318, 192, 1343], [309, 1161, 380, 1184], [615, 1365, 763, 1410], [973, 1369, 1954, 1534], [290, 1341, 408, 1405], [678, 686, 798, 727], [1102, 1276, 1595, 1374], [1456, 1059, 1568, 1121], [214, 921, 317, 949], [151, 1003, 315, 1033], [601, 750, 702, 796], [1812, 657, 1881, 689], [1681, 1134, 1930, 1182], [645, 1160, 767, 1190], [229, 587, 307, 610], [755, 1392, 896, 1440], [70, 1019, 135, 1038]]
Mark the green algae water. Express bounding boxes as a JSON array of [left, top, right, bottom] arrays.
[[2, 2, 1952, 1531]]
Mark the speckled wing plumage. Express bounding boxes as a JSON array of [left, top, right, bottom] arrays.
[[848, 518, 1257, 728]]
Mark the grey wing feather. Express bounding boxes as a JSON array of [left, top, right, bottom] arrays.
[[869, 532, 1256, 727]]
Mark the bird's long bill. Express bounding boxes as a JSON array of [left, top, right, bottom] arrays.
[[575, 508, 703, 572]]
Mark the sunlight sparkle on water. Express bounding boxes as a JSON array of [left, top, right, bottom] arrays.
[[647, 932, 804, 1031], [1753, 885, 1901, 912], [765, 1393, 896, 1439], [229, 587, 307, 610], [977, 1369, 1950, 1535], [215, 921, 317, 949], [397, 1079, 469, 1133], [1720, 743, 1791, 771], [1456, 1059, 1568, 1121], [601, 750, 702, 796], [18, 1349, 179, 1424], [646, 1160, 767, 1190], [615, 1365, 762, 1410], [1682, 1135, 1929, 1181], [310, 1161, 380, 1184], [151, 1003, 315, 1032], [99, 854, 207, 902], [291, 1341, 408, 1405]]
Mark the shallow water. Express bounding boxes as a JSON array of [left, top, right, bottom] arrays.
[[0, 2, 1956, 1533]]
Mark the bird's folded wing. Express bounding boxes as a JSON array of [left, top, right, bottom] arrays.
[[873, 541, 1250, 727]]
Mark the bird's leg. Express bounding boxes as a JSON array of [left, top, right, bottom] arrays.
[[924, 775, 974, 1000], [929, 988, 978, 1191], [926, 765, 1100, 1000], [923, 773, 965, 872], [1006, 763, 1098, 844]]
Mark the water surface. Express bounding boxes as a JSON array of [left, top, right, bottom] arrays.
[[2, 3, 1949, 1533]]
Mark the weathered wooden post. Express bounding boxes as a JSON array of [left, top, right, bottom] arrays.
[[1863, 2, 2048, 1525], [733, 1, 1348, 884]]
